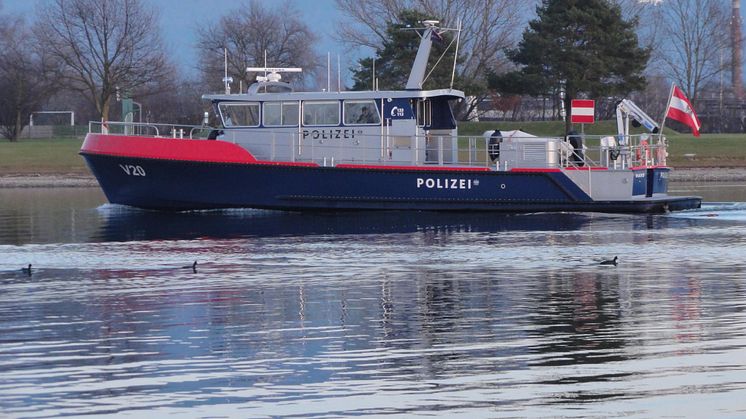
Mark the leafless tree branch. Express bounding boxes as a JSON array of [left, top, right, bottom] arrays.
[[35, 0, 171, 120], [655, 0, 730, 103], [334, 0, 533, 118], [196, 0, 320, 93], [0, 14, 60, 140]]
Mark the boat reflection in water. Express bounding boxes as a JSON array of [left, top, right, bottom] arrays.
[[94, 204, 709, 242], [3, 199, 745, 418]]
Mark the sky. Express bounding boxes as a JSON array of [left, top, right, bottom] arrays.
[[1, 0, 352, 79], [6, 0, 746, 84]]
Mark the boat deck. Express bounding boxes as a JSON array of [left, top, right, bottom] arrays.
[[88, 121, 668, 172]]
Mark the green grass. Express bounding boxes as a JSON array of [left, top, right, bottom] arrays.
[[1, 121, 745, 174], [662, 134, 746, 167], [0, 137, 88, 174]]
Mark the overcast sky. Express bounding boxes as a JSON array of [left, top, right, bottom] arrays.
[[2, 0, 348, 79]]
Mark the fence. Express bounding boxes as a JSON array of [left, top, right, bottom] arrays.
[[21, 125, 89, 139]]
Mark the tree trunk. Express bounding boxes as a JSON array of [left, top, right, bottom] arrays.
[[11, 109, 22, 142], [101, 98, 110, 123]]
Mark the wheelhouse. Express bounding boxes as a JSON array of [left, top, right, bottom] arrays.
[[203, 88, 464, 165], [206, 90, 461, 131]]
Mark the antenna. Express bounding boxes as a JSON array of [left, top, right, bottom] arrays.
[[222, 48, 233, 94], [450, 18, 462, 90]]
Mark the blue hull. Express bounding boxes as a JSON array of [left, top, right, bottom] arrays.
[[81, 153, 700, 213]]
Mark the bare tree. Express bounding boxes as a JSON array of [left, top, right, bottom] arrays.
[[0, 15, 59, 141], [35, 0, 171, 121], [197, 0, 321, 93], [616, 0, 666, 64], [731, 0, 743, 99], [137, 77, 206, 125], [655, 0, 731, 103], [335, 0, 531, 119]]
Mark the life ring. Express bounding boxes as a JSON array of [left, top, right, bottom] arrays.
[[635, 139, 648, 160]]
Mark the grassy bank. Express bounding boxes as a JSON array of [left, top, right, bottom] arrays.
[[0, 137, 88, 174], [1, 121, 745, 174]]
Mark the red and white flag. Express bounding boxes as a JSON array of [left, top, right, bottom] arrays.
[[665, 85, 701, 137]]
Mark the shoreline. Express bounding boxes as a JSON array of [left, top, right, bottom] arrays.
[[2, 167, 746, 188], [667, 167, 746, 182], [0, 173, 98, 188]]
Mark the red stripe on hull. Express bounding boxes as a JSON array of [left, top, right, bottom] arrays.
[[335, 164, 491, 172], [630, 165, 670, 170], [248, 161, 320, 167], [509, 168, 562, 173], [81, 134, 321, 167], [564, 166, 608, 171], [81, 133, 259, 164], [81, 134, 499, 171]]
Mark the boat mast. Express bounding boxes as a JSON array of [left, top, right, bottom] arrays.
[[450, 18, 462, 90], [406, 20, 439, 90]]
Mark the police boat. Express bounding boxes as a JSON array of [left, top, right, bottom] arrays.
[[80, 21, 701, 213]]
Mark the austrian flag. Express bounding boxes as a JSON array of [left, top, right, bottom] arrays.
[[666, 85, 701, 137]]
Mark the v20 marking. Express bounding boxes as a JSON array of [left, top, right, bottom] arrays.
[[119, 164, 146, 176]]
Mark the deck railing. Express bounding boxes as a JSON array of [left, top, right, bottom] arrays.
[[88, 121, 217, 139], [89, 121, 667, 170]]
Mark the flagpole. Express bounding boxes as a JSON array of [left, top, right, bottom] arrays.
[[659, 82, 675, 135]]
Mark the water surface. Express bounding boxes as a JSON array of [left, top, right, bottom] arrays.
[[1, 185, 746, 417]]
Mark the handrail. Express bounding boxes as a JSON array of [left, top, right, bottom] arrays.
[[89, 121, 160, 136], [87, 121, 668, 170], [190, 126, 217, 139], [89, 120, 222, 139]]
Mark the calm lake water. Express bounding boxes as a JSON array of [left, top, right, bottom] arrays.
[[1, 183, 746, 418]]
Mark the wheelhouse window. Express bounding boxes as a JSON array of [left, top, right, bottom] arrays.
[[263, 101, 299, 127], [302, 101, 339, 126], [344, 100, 380, 125], [219, 102, 260, 127], [416, 98, 455, 129], [416, 99, 432, 127]]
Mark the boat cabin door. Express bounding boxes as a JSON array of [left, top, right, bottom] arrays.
[[383, 98, 419, 164], [416, 98, 457, 164], [417, 99, 432, 128]]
